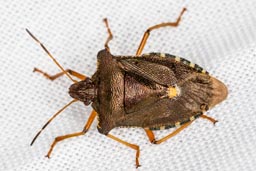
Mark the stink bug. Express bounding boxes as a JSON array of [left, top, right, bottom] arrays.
[[27, 8, 228, 168]]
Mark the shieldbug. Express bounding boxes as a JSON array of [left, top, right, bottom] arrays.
[[27, 8, 228, 168]]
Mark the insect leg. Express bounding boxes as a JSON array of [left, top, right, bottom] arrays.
[[45, 110, 97, 158], [103, 18, 113, 52], [200, 114, 218, 125], [144, 120, 193, 144], [33, 67, 86, 81], [136, 8, 186, 55], [144, 129, 156, 143], [107, 134, 141, 168]]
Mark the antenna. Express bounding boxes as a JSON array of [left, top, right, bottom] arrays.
[[30, 99, 78, 146], [26, 29, 77, 83]]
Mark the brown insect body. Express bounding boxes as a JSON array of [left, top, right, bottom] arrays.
[[69, 49, 228, 135], [28, 8, 228, 167]]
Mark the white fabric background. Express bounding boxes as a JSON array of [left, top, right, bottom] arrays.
[[1, 0, 256, 170]]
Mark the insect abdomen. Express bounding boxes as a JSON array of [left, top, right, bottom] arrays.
[[147, 112, 202, 130], [142, 52, 208, 74]]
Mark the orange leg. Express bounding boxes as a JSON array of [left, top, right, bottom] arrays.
[[45, 110, 97, 158], [33, 67, 86, 81], [144, 120, 193, 144], [200, 114, 218, 125], [107, 134, 141, 168], [103, 18, 113, 52], [136, 8, 186, 55]]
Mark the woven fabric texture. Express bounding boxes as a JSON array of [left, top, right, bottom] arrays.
[[1, 0, 256, 170]]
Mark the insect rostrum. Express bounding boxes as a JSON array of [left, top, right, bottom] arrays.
[[28, 8, 228, 168]]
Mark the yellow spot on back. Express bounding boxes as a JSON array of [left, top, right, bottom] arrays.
[[167, 86, 177, 98], [202, 69, 206, 73], [167, 85, 180, 98]]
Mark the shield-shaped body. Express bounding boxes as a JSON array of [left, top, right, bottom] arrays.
[[86, 50, 227, 135]]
